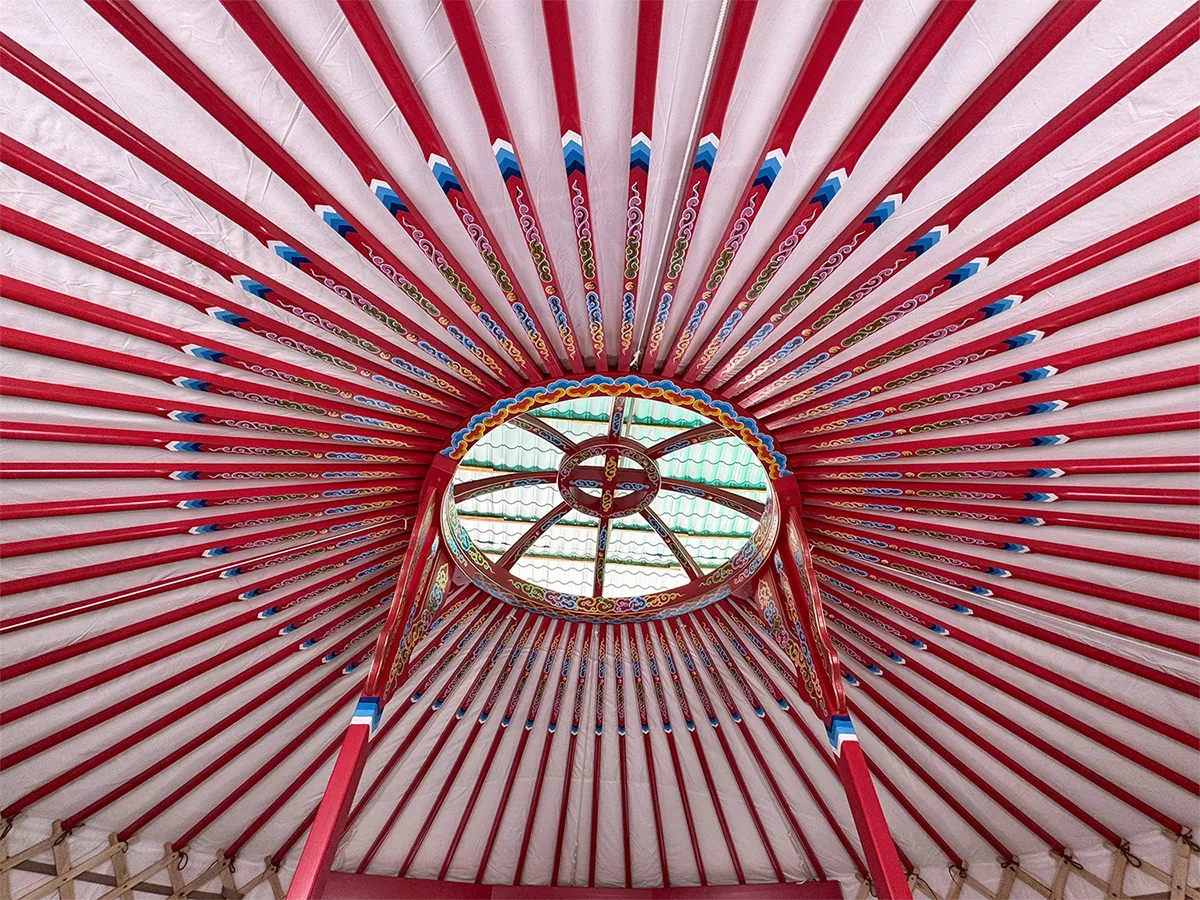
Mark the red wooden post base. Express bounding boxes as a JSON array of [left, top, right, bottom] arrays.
[[288, 722, 373, 899], [831, 724, 912, 899], [287, 457, 456, 898]]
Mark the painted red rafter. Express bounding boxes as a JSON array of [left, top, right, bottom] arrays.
[[340, 0, 579, 373], [810, 537, 1200, 704], [693, 0, 1092, 383], [825, 605, 1187, 832], [397, 615, 546, 876], [645, 619, 745, 883], [0, 34, 512, 389], [219, 1, 546, 381], [638, 0, 759, 368], [0, 143, 491, 403], [722, 9, 1198, 398], [765, 201, 1200, 422], [745, 117, 1200, 413], [817, 576, 1198, 791], [438, 617, 565, 880]]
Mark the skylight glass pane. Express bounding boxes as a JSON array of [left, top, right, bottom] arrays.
[[447, 395, 769, 602]]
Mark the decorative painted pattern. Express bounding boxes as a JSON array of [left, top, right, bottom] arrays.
[[442, 375, 789, 479]]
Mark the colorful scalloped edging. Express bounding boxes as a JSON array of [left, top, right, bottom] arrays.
[[442, 374, 790, 478]]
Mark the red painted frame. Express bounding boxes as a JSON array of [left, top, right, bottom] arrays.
[[324, 872, 841, 899]]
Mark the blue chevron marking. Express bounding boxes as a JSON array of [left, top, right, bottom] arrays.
[[256, 606, 277, 618], [314, 204, 356, 236], [930, 624, 949, 635], [368, 180, 406, 216], [1018, 516, 1046, 526], [826, 715, 858, 753], [352, 696, 382, 734], [201, 546, 228, 557], [986, 567, 1012, 578], [753, 148, 785, 189], [944, 257, 987, 286], [811, 167, 847, 208], [843, 673, 860, 686], [1003, 329, 1045, 349], [369, 180, 408, 217], [182, 345, 227, 363], [172, 377, 212, 393], [206, 307, 249, 327], [1020, 366, 1058, 382], [887, 652, 906, 664], [692, 133, 719, 172], [428, 155, 462, 194], [166, 441, 203, 453], [952, 603, 975, 613], [1002, 543, 1030, 553], [866, 663, 884, 676], [1022, 492, 1058, 502], [189, 524, 220, 534], [168, 411, 205, 424], [969, 585, 993, 596], [865, 192, 901, 228], [267, 241, 309, 268], [1027, 400, 1068, 415], [1030, 434, 1070, 446], [177, 499, 209, 508], [493, 139, 521, 181], [980, 294, 1023, 318], [169, 471, 200, 480], [1028, 467, 1065, 478], [909, 639, 927, 650], [562, 131, 586, 176], [232, 275, 272, 299], [629, 132, 651, 171], [906, 225, 948, 256]]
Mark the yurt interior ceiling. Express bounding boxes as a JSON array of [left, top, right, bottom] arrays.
[[0, 0, 1197, 898]]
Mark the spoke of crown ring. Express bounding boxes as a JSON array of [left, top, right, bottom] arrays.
[[640, 507, 704, 580]]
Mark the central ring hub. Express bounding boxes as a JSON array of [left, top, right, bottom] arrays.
[[557, 436, 661, 519]]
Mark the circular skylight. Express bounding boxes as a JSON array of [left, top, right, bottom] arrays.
[[446, 395, 773, 614]]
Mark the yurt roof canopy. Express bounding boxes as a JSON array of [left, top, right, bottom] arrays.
[[0, 0, 1197, 898]]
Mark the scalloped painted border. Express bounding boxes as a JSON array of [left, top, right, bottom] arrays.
[[442, 374, 790, 478]]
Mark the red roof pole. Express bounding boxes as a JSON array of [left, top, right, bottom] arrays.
[[286, 456, 456, 900], [773, 474, 911, 899]]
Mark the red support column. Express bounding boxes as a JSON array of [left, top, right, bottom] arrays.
[[772, 475, 912, 899], [287, 456, 456, 899], [286, 722, 373, 900], [829, 720, 913, 899]]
